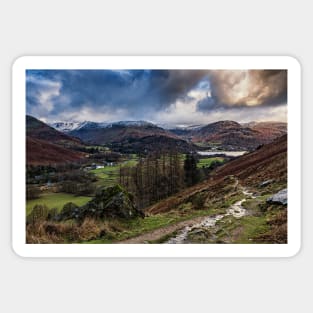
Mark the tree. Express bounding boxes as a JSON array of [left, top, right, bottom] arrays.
[[184, 153, 200, 187], [120, 152, 185, 209]]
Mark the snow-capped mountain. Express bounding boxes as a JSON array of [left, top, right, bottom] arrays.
[[157, 123, 205, 130], [50, 120, 157, 133], [175, 124, 204, 131], [50, 121, 84, 133]]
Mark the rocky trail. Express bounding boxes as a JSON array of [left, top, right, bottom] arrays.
[[119, 185, 256, 244], [166, 187, 253, 244]]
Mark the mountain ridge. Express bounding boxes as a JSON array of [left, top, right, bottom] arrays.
[[28, 115, 287, 160], [26, 115, 86, 165]]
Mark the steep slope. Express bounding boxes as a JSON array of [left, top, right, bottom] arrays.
[[27, 115, 83, 148], [213, 134, 287, 186], [27, 137, 85, 166], [26, 115, 86, 165], [146, 134, 287, 215]]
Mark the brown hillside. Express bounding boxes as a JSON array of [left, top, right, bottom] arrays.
[[27, 137, 85, 166], [251, 122, 287, 142], [213, 134, 287, 186], [26, 115, 83, 148], [146, 134, 287, 215], [190, 120, 287, 150], [69, 124, 179, 145]]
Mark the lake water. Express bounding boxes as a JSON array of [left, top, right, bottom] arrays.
[[197, 150, 247, 157]]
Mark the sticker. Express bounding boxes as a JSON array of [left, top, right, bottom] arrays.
[[12, 56, 301, 257]]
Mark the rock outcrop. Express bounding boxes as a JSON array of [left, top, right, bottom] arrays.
[[58, 185, 144, 221], [267, 188, 287, 205]]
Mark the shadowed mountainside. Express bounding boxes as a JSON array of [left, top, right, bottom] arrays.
[[26, 115, 86, 165], [69, 122, 195, 153], [26, 137, 85, 166], [27, 115, 83, 148]]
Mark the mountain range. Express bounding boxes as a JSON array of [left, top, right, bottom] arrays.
[[50, 118, 287, 151], [181, 120, 287, 150], [26, 115, 287, 165]]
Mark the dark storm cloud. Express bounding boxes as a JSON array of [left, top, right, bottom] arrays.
[[26, 69, 287, 124], [26, 69, 210, 120], [150, 70, 208, 104], [208, 70, 287, 107]]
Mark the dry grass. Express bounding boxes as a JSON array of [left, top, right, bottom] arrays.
[[26, 218, 109, 243], [254, 209, 287, 243]]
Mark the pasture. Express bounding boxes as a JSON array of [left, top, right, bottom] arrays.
[[26, 193, 92, 214], [197, 157, 224, 168]]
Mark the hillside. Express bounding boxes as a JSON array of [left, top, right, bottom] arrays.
[[51, 118, 287, 152], [170, 120, 287, 150], [69, 122, 195, 153], [191, 120, 260, 150], [27, 115, 83, 148], [146, 134, 287, 215], [115, 134, 288, 244], [213, 134, 287, 185], [26, 137, 85, 166], [250, 121, 287, 142], [26, 134, 288, 244], [26, 115, 86, 165]]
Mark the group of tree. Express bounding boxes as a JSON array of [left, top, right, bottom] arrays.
[[119, 151, 183, 208], [119, 152, 204, 209]]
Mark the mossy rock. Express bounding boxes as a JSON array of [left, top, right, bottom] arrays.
[[58, 185, 144, 221], [57, 202, 80, 220]]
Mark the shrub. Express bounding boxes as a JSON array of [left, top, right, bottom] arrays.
[[27, 204, 50, 225]]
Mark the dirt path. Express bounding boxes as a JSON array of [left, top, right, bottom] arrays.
[[117, 216, 207, 244], [118, 182, 253, 244], [166, 194, 248, 244]]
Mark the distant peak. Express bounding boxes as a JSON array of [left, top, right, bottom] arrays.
[[49, 119, 157, 132]]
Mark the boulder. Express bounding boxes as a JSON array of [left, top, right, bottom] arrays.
[[58, 185, 144, 221], [267, 189, 287, 205], [83, 185, 144, 219], [57, 202, 80, 221]]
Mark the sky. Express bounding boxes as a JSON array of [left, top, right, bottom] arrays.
[[26, 69, 287, 127]]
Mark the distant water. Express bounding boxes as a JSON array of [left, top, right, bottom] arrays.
[[197, 151, 247, 157]]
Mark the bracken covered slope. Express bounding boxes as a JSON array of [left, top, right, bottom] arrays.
[[26, 115, 86, 165], [146, 134, 287, 215]]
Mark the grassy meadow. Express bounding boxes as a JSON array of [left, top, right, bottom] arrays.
[[26, 193, 92, 214]]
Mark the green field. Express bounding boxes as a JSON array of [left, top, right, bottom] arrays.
[[26, 154, 139, 214], [90, 155, 139, 187], [26, 193, 92, 214], [90, 166, 120, 186], [197, 157, 224, 168]]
